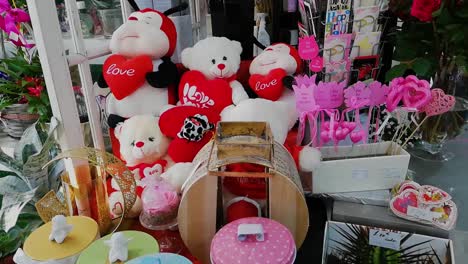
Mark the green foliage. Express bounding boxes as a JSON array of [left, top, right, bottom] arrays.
[[0, 49, 52, 122], [388, 0, 468, 81], [0, 213, 43, 258]]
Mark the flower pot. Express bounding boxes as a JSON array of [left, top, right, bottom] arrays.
[[0, 104, 39, 138]]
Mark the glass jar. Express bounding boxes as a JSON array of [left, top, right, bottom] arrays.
[[139, 178, 180, 230]]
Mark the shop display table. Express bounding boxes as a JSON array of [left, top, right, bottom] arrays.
[[331, 200, 450, 239]]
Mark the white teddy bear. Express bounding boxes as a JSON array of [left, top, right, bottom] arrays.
[[109, 115, 192, 218], [104, 232, 132, 263], [48, 215, 73, 244], [178, 37, 249, 113]]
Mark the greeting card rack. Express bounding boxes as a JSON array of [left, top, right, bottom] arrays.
[[298, 0, 397, 85]]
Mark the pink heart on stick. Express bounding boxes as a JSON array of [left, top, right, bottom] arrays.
[[350, 131, 365, 143], [402, 83, 432, 110], [334, 127, 350, 140], [422, 89, 455, 117], [320, 131, 331, 143], [341, 121, 357, 131]]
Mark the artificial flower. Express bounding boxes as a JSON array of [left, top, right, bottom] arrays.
[[27, 85, 44, 97], [410, 0, 442, 22]]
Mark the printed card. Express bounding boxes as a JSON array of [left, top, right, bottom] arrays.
[[325, 60, 351, 84], [352, 6, 380, 33], [324, 34, 352, 64], [350, 31, 381, 59], [325, 0, 351, 38]]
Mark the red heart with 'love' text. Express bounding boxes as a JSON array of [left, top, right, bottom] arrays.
[[249, 68, 287, 101], [103, 54, 153, 100], [179, 70, 233, 114]]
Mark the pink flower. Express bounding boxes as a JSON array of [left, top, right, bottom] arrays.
[[410, 0, 442, 22]]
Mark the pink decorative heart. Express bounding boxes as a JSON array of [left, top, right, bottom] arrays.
[[350, 130, 365, 143], [402, 83, 432, 110], [390, 189, 419, 215], [334, 127, 350, 140], [398, 181, 421, 193], [309, 56, 324, 72], [298, 36, 319, 60], [341, 121, 357, 131], [320, 131, 331, 143], [422, 88, 455, 117], [143, 164, 163, 178]]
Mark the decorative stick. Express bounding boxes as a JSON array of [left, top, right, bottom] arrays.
[[401, 116, 429, 148]]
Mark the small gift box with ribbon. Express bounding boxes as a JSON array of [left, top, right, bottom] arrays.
[[13, 215, 99, 264]]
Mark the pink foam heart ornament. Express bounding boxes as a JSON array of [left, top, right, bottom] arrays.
[[350, 131, 365, 143], [320, 131, 331, 143], [402, 83, 432, 110], [341, 121, 357, 131], [390, 189, 419, 215], [309, 56, 324, 72], [422, 89, 455, 117], [298, 36, 319, 60], [334, 127, 350, 140]]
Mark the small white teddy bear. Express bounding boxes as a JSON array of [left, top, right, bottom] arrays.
[[48, 215, 73, 244], [104, 232, 132, 263]]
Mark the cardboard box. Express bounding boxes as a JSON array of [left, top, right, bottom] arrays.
[[312, 142, 410, 193], [322, 221, 455, 264]]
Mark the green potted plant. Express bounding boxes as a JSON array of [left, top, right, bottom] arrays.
[[0, 49, 52, 138], [386, 0, 468, 161]]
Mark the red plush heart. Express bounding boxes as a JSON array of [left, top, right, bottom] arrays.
[[391, 189, 419, 215], [249, 68, 287, 101], [103, 55, 153, 100], [179, 70, 233, 114]]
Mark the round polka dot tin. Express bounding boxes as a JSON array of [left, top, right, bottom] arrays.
[[126, 253, 192, 264], [210, 217, 296, 264]]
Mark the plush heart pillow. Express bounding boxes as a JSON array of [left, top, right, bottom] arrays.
[[103, 55, 153, 100], [248, 68, 287, 101], [178, 70, 233, 114]]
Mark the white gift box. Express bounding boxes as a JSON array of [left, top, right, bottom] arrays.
[[312, 142, 410, 193]]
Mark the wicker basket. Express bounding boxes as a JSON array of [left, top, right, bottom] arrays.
[[0, 104, 39, 138]]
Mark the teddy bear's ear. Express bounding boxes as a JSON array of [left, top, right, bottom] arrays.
[[181, 47, 193, 69], [231, 40, 243, 55], [114, 122, 124, 140]]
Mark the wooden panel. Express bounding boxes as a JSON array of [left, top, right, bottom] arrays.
[[269, 173, 309, 248], [178, 175, 218, 264]]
